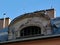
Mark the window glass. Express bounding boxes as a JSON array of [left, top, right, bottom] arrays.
[[20, 26, 41, 37]]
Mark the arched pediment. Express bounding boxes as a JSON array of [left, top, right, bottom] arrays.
[[8, 11, 51, 40], [9, 12, 50, 26]]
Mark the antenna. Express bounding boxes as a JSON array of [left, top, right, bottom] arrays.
[[3, 13, 6, 28], [49, 0, 53, 9]]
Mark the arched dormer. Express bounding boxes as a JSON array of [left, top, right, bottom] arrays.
[[8, 10, 52, 40]]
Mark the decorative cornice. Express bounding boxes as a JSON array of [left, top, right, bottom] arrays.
[[9, 8, 54, 26]]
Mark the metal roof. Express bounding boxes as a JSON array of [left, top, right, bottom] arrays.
[[0, 34, 60, 44]]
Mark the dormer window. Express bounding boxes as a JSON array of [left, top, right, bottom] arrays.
[[20, 26, 42, 37]]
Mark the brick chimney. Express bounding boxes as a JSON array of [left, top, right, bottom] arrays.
[[45, 8, 55, 18], [0, 17, 11, 30]]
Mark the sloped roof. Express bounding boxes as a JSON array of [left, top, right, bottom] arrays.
[[0, 34, 60, 44]]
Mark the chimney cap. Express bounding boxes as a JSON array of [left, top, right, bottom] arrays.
[[0, 17, 10, 20]]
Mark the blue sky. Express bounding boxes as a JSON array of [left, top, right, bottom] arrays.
[[0, 0, 60, 20]]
